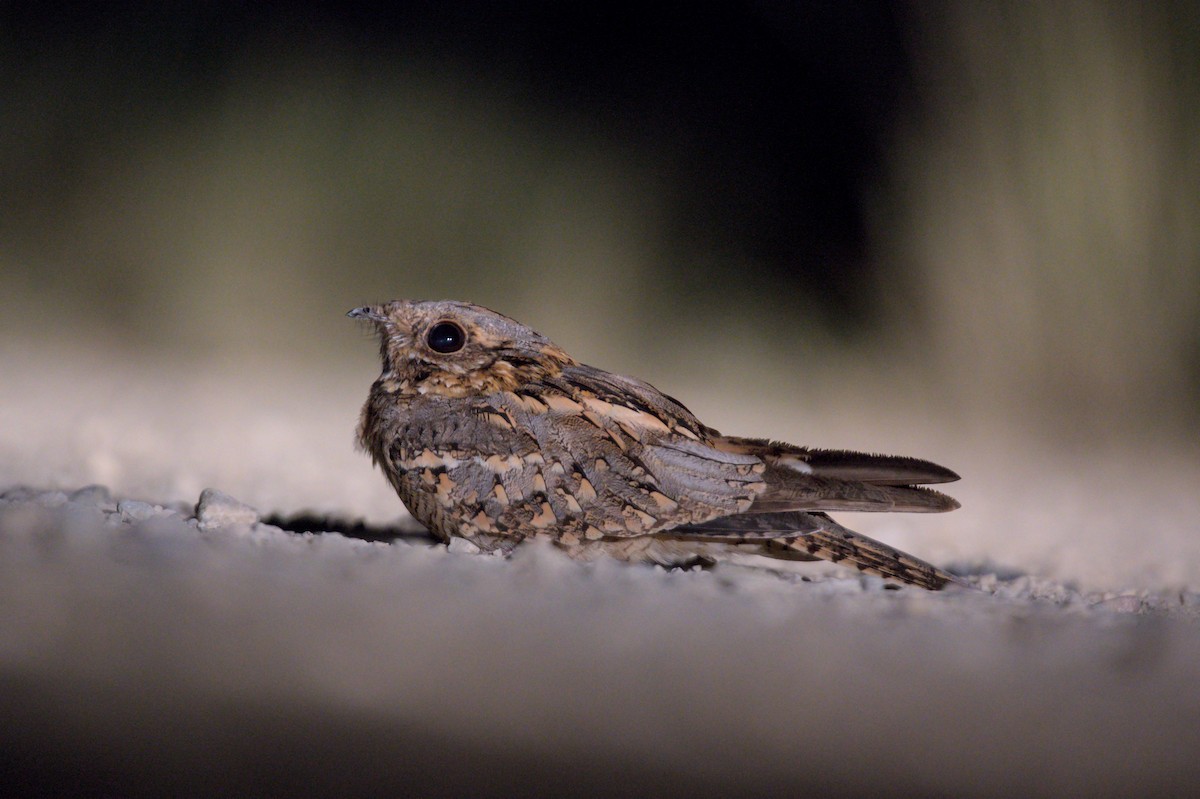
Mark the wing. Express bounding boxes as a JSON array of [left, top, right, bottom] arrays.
[[471, 365, 768, 537], [670, 511, 959, 590], [712, 436, 960, 513], [381, 368, 764, 541]]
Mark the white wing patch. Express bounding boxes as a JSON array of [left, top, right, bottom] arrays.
[[777, 455, 813, 474]]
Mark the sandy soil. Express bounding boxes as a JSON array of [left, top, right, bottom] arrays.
[[3, 480, 1199, 797]]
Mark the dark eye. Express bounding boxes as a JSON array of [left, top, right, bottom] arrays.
[[426, 321, 466, 353]]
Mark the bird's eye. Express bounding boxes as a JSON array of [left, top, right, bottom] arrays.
[[426, 321, 466, 354]]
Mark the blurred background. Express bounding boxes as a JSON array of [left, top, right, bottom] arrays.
[[2, 1, 1198, 589]]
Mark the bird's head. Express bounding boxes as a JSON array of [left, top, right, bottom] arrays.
[[348, 299, 575, 397]]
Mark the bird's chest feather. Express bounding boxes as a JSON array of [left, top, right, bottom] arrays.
[[374, 393, 669, 542]]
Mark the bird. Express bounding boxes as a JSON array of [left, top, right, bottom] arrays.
[[350, 299, 962, 590]]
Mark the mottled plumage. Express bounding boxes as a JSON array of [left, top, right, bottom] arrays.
[[351, 299, 962, 589]]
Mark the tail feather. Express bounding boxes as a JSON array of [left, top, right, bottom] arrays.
[[751, 469, 960, 514], [712, 437, 961, 486]]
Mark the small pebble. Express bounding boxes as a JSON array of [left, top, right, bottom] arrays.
[[1096, 594, 1143, 614], [195, 488, 260, 529], [69, 485, 115, 509], [35, 491, 68, 508], [1, 486, 38, 502], [117, 500, 159, 523], [447, 537, 482, 555]]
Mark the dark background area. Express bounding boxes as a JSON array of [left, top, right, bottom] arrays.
[[3, 2, 910, 328]]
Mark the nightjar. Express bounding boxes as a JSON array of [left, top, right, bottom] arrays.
[[351, 299, 961, 589]]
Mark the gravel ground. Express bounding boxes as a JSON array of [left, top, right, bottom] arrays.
[[3, 346, 1199, 796], [3, 482, 1199, 797]]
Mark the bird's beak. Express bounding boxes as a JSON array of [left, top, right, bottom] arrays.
[[347, 305, 387, 323]]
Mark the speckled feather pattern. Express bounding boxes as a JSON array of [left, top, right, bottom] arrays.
[[352, 299, 961, 590]]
